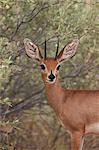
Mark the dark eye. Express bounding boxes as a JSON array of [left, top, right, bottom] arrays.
[[56, 65, 61, 71], [40, 64, 45, 70]]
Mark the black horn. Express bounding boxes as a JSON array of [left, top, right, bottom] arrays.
[[44, 39, 47, 59], [55, 38, 59, 59]]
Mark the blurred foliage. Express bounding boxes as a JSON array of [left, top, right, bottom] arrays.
[[0, 0, 99, 149]]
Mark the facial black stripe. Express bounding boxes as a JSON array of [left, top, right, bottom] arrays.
[[51, 70, 53, 74]]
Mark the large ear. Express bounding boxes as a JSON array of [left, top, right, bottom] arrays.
[[57, 39, 79, 63], [24, 38, 43, 61]]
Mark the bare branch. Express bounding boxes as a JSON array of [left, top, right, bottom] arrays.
[[4, 86, 45, 118]]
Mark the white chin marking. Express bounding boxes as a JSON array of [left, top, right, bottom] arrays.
[[46, 79, 56, 84]]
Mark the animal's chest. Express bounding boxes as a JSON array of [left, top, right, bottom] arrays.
[[58, 113, 82, 131], [57, 106, 85, 132]]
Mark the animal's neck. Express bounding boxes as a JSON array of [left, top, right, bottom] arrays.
[[42, 76, 65, 113]]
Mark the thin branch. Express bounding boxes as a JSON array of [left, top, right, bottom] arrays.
[[9, 4, 49, 41], [50, 125, 62, 149], [4, 87, 44, 117]]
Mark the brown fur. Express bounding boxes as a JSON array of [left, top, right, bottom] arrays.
[[41, 58, 99, 150], [24, 39, 99, 150]]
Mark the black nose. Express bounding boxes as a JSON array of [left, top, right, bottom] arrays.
[[48, 71, 55, 81]]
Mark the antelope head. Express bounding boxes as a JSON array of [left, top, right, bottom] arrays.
[[24, 38, 79, 84]]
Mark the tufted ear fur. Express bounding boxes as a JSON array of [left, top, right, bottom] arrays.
[[24, 38, 43, 61], [57, 39, 79, 63]]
